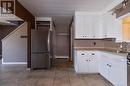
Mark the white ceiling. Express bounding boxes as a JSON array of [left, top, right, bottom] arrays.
[[18, 0, 114, 16], [17, 0, 119, 29]]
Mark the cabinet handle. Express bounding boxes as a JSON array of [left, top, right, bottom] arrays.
[[86, 60, 88, 61], [81, 53, 85, 55], [91, 53, 95, 55], [107, 64, 112, 67]]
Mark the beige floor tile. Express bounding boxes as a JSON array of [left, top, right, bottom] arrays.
[[0, 59, 113, 86]]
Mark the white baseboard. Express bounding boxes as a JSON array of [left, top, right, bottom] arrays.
[[55, 56, 69, 59], [2, 58, 27, 64], [26, 68, 31, 70]]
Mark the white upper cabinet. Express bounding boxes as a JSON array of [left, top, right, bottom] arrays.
[[75, 15, 85, 38], [74, 12, 103, 39], [83, 14, 93, 38], [74, 11, 122, 40], [101, 12, 122, 40], [102, 13, 114, 38], [93, 15, 104, 38]]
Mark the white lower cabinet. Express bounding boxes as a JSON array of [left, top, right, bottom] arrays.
[[74, 50, 127, 86], [75, 51, 98, 73], [89, 53, 99, 73], [111, 60, 127, 86], [77, 54, 89, 73], [99, 53, 127, 86], [99, 54, 113, 84], [99, 55, 109, 79]]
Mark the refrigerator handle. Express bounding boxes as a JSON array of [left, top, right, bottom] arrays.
[[47, 30, 51, 52]]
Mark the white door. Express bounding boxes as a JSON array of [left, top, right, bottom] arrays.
[[99, 55, 109, 79], [115, 19, 122, 42], [78, 56, 89, 73], [74, 51, 78, 72], [106, 62, 112, 83], [89, 53, 98, 73], [101, 13, 108, 37], [84, 15, 93, 38], [75, 15, 84, 38], [93, 15, 103, 38], [102, 13, 120, 38], [110, 58, 127, 86], [106, 14, 115, 38]]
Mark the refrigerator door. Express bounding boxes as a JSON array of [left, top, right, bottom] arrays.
[[31, 29, 50, 69], [31, 52, 50, 69]]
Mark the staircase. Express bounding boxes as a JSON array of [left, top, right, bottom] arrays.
[[0, 21, 23, 58], [1, 22, 28, 64]]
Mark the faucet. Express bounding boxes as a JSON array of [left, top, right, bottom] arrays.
[[119, 41, 128, 52]]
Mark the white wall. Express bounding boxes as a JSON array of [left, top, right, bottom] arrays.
[[2, 22, 27, 64]]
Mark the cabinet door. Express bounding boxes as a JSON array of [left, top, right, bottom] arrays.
[[115, 19, 122, 42], [78, 56, 89, 73], [100, 53, 127, 86], [75, 15, 84, 38], [110, 57, 127, 86], [102, 13, 122, 39], [99, 55, 109, 79], [101, 14, 107, 37], [77, 51, 89, 73], [106, 14, 116, 38], [74, 50, 78, 72], [84, 15, 93, 38], [93, 15, 104, 38], [89, 53, 99, 73]]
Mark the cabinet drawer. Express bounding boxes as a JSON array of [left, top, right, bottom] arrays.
[[77, 51, 88, 55], [77, 51, 97, 56]]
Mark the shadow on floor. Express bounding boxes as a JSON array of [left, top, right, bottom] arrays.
[[52, 58, 72, 68]]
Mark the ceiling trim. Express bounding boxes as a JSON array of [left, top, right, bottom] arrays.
[[35, 17, 52, 21], [117, 12, 130, 20]]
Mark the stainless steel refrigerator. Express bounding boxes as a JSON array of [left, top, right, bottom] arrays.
[[31, 28, 52, 69]]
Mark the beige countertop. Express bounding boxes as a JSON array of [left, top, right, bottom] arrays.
[[101, 51, 128, 57], [74, 47, 128, 57]]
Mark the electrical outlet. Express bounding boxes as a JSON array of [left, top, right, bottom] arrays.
[[93, 42, 96, 46]]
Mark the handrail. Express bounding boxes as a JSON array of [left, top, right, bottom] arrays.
[[1, 22, 27, 41]]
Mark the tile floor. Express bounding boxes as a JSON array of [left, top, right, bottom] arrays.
[[0, 59, 113, 86]]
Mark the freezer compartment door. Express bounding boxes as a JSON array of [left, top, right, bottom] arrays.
[[31, 52, 50, 69]]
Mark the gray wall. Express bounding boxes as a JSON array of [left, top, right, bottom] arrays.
[[0, 25, 18, 56], [2, 22, 27, 63], [74, 39, 105, 48], [55, 25, 70, 57]]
